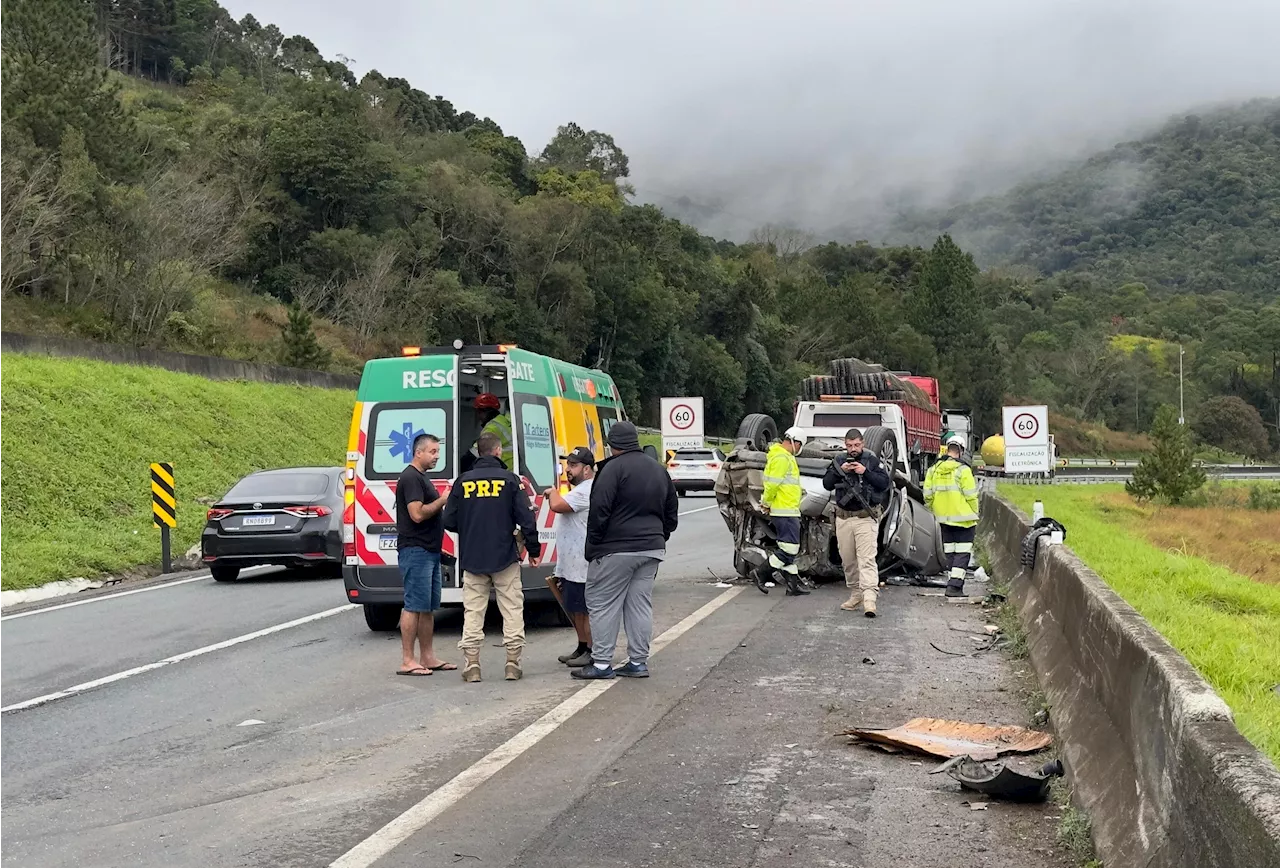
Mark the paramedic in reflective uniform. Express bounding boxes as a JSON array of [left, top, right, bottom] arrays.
[[443, 432, 542, 683], [472, 393, 512, 468], [924, 435, 980, 597]]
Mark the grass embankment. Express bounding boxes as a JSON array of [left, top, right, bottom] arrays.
[[1000, 484, 1280, 766], [1, 353, 353, 590]]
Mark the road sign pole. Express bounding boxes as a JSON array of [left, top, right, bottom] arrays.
[[151, 461, 177, 573]]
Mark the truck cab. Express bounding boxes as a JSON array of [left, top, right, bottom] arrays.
[[791, 399, 909, 475]]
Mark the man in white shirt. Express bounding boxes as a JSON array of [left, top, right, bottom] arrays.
[[544, 447, 595, 667]]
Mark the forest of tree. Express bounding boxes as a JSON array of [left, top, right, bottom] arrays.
[[2, 0, 1278, 455]]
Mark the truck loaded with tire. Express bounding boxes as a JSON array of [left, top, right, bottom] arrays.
[[714, 362, 949, 585]]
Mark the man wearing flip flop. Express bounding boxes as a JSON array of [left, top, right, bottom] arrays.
[[394, 433, 457, 676]]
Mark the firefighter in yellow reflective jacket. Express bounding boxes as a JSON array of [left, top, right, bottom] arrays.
[[755, 428, 810, 596], [472, 393, 513, 469], [924, 435, 980, 597]]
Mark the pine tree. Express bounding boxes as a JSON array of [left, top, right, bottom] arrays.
[[1126, 405, 1206, 504], [1, 0, 138, 176], [910, 234, 1006, 433], [279, 306, 332, 370]]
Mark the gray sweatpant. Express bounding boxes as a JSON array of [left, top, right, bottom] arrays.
[[585, 553, 660, 666]]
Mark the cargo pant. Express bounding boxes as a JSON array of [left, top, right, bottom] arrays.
[[768, 516, 801, 581], [458, 562, 524, 652], [941, 524, 976, 591], [835, 511, 879, 600]]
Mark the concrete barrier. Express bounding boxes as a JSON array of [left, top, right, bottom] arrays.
[[1, 332, 359, 391], [978, 492, 1280, 868]]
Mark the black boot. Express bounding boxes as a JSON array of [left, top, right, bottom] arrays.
[[753, 563, 772, 595], [785, 573, 810, 596], [945, 579, 967, 598]]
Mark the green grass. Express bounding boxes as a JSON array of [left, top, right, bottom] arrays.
[[1, 353, 354, 589], [1000, 484, 1280, 766]]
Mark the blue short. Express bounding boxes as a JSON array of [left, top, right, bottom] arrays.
[[400, 547, 442, 613], [559, 579, 587, 613]]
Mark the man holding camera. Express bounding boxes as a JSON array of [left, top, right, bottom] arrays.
[[822, 428, 892, 616]]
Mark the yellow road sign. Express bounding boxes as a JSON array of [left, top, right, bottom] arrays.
[[151, 462, 176, 528]]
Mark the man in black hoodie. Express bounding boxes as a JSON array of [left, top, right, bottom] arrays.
[[572, 422, 679, 680], [444, 432, 542, 683]]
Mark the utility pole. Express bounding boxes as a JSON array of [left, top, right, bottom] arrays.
[[1178, 344, 1185, 425]]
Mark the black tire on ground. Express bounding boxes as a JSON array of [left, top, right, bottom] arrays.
[[363, 603, 402, 632], [211, 565, 240, 583], [735, 413, 777, 451], [863, 425, 898, 471]]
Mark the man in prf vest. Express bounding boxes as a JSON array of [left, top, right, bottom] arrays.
[[923, 435, 980, 597], [443, 432, 541, 682]]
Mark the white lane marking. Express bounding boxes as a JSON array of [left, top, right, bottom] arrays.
[[678, 504, 719, 516], [1, 604, 357, 713], [0, 566, 278, 621], [329, 585, 746, 868]]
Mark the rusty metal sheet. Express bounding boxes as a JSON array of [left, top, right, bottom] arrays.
[[841, 717, 1053, 760]]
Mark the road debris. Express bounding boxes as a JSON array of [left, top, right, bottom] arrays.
[[841, 717, 1053, 760], [236, 719, 266, 727], [964, 801, 990, 811], [931, 755, 1065, 803], [862, 657, 876, 665]]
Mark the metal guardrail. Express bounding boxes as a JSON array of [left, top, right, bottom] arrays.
[[988, 464, 1280, 485]]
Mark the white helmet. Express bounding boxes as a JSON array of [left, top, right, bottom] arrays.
[[945, 434, 965, 449], [782, 426, 807, 447]]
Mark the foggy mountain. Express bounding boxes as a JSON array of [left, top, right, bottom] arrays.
[[224, 0, 1280, 244]]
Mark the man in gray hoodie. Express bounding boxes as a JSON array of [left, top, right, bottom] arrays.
[[571, 422, 679, 680]]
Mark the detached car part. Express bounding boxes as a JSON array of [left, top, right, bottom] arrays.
[[841, 717, 1053, 760], [930, 755, 1065, 803]]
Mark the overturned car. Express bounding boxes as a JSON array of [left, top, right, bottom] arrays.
[[714, 415, 947, 583]]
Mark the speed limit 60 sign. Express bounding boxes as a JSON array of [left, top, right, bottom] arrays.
[[660, 397, 704, 451], [1002, 404, 1051, 472], [1003, 405, 1049, 445]]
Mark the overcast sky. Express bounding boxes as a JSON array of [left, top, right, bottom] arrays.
[[224, 0, 1280, 239]]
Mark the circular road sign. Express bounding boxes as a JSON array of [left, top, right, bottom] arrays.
[[668, 403, 696, 431], [1011, 412, 1040, 440]]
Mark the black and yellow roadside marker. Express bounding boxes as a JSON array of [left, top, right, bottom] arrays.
[[151, 462, 176, 573]]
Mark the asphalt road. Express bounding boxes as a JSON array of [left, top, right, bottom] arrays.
[[1, 496, 1070, 868]]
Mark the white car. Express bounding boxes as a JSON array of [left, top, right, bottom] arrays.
[[666, 448, 726, 496]]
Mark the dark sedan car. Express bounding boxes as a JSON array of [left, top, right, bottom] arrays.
[[201, 467, 345, 582]]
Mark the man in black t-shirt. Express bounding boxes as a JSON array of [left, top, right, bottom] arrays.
[[394, 433, 454, 676]]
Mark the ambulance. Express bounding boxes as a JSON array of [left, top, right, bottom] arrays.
[[342, 343, 627, 631]]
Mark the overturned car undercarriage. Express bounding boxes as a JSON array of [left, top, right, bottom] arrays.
[[714, 444, 948, 583]]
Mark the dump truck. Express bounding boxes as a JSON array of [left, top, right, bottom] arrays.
[[715, 359, 949, 583]]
